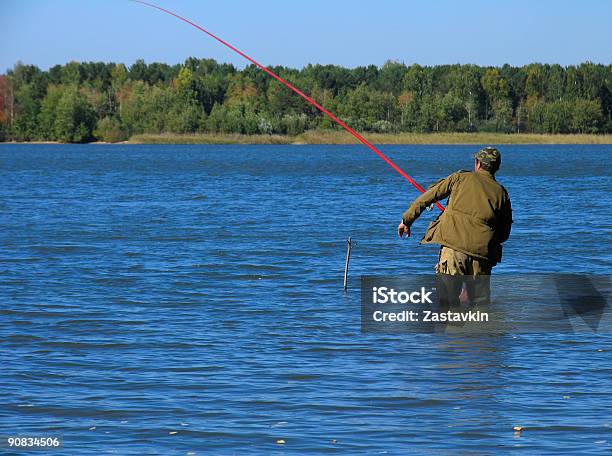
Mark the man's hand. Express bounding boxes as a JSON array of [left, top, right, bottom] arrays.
[[398, 222, 411, 239]]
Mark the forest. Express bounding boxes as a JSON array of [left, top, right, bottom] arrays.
[[0, 59, 610, 142]]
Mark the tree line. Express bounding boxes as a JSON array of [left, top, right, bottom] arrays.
[[0, 58, 611, 142]]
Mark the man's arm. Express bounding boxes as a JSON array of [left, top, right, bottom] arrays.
[[402, 174, 456, 227]]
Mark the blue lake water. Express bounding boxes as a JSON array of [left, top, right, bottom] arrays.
[[0, 144, 611, 454]]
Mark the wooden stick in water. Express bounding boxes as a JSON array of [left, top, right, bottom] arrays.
[[343, 237, 352, 291]]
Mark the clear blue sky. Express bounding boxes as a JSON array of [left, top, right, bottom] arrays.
[[1, 0, 611, 73]]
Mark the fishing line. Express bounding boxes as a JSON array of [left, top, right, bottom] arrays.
[[130, 0, 445, 212]]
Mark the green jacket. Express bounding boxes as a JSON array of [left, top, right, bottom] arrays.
[[402, 170, 512, 263]]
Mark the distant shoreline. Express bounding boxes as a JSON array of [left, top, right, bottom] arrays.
[[4, 132, 612, 145]]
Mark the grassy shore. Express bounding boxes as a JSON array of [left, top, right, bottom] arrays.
[[129, 131, 612, 145]]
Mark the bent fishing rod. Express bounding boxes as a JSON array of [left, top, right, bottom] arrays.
[[130, 0, 445, 212]]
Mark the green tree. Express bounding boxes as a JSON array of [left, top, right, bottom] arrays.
[[545, 64, 566, 101], [111, 63, 128, 89], [543, 100, 571, 134], [491, 99, 513, 133], [436, 93, 467, 132], [403, 64, 426, 97], [482, 68, 509, 103], [527, 98, 546, 133], [571, 98, 602, 133], [94, 116, 127, 142], [339, 83, 397, 130], [206, 102, 227, 133], [164, 97, 205, 133], [175, 67, 195, 97], [2, 58, 612, 141], [525, 64, 546, 98], [54, 86, 96, 142], [129, 59, 148, 81], [61, 61, 83, 85], [377, 60, 407, 94], [283, 113, 307, 136], [577, 62, 603, 99], [196, 73, 226, 114], [12, 83, 40, 140], [38, 84, 64, 140], [397, 90, 419, 131]]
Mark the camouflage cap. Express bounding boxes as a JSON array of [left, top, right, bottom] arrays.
[[474, 146, 501, 167]]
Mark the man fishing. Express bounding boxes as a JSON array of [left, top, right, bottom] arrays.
[[132, 4, 509, 309], [397, 147, 512, 307]]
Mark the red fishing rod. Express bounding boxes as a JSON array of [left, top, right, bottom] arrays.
[[130, 0, 445, 212]]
